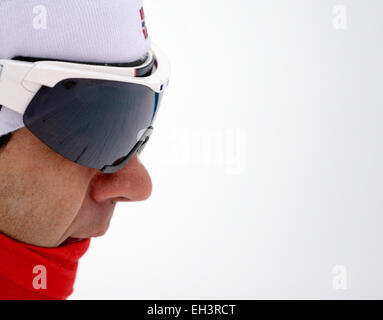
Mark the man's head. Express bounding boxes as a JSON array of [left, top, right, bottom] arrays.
[[0, 126, 152, 247], [0, 0, 166, 248]]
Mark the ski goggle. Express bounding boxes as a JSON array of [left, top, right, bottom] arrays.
[[0, 43, 170, 173]]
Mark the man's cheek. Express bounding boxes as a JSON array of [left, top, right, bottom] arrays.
[[20, 189, 85, 247]]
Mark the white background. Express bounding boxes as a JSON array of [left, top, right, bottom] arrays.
[[71, 0, 383, 299]]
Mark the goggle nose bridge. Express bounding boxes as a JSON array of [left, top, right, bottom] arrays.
[[100, 126, 154, 174]]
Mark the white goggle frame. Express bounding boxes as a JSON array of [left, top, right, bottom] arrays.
[[0, 43, 170, 115]]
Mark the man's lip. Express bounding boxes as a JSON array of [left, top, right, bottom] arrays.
[[62, 237, 87, 245]]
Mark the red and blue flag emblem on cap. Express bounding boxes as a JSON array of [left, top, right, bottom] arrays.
[[140, 7, 148, 40]]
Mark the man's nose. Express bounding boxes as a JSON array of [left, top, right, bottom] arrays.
[[89, 153, 153, 203]]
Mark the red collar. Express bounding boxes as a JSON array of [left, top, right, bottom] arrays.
[[0, 232, 90, 300]]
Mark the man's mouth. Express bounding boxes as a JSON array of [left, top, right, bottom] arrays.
[[59, 199, 116, 247], [61, 237, 87, 245]]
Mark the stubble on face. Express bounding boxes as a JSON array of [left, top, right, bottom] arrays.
[[0, 128, 97, 247]]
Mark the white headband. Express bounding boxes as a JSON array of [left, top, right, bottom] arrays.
[[0, 0, 150, 136]]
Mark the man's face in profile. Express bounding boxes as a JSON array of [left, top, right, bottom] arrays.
[[0, 127, 152, 248]]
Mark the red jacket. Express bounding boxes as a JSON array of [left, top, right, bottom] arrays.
[[0, 232, 90, 300]]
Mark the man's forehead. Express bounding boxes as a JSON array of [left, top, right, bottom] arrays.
[[0, 0, 150, 63]]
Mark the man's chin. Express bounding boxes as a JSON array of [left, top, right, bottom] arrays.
[[60, 200, 116, 245]]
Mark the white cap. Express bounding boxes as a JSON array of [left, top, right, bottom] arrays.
[[0, 0, 150, 136]]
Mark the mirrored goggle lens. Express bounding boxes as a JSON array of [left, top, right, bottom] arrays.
[[23, 78, 162, 172]]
